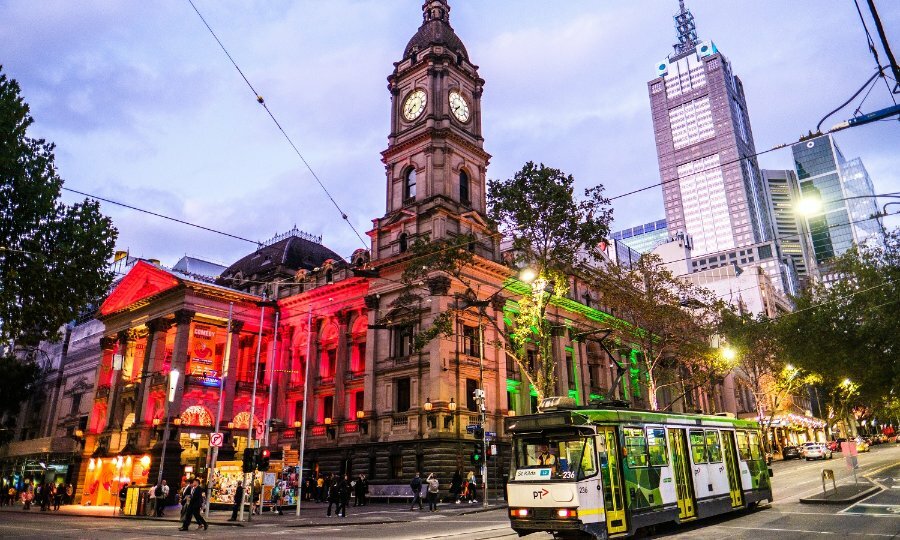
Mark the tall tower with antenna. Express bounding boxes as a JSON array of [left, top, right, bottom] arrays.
[[647, 2, 774, 263]]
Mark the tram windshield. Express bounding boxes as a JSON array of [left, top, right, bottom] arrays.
[[511, 433, 597, 481]]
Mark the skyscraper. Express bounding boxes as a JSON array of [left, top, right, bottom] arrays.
[[761, 169, 811, 282], [791, 134, 884, 268], [648, 1, 772, 258]]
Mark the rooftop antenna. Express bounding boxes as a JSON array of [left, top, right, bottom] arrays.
[[673, 0, 699, 55]]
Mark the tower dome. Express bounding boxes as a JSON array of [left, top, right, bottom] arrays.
[[403, 0, 468, 60]]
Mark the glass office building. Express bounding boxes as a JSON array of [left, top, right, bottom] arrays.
[[791, 135, 883, 265], [611, 219, 669, 253]]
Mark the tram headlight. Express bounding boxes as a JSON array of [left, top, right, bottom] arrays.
[[556, 508, 578, 518], [510, 508, 530, 518]]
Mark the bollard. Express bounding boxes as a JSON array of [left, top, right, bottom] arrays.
[[821, 469, 836, 496]]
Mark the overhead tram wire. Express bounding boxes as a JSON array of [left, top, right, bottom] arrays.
[[852, 0, 897, 105], [62, 187, 259, 246], [185, 0, 367, 248]]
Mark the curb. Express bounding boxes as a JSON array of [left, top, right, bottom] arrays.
[[799, 485, 881, 505], [0, 510, 244, 527]]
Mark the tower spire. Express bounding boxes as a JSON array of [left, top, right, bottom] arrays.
[[422, 0, 450, 24], [673, 0, 699, 55]]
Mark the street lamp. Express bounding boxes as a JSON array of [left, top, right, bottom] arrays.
[[721, 346, 737, 361], [156, 368, 179, 486]]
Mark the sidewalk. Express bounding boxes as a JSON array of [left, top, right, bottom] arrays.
[[0, 499, 507, 528]]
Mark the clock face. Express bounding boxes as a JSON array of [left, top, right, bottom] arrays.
[[403, 89, 427, 121], [450, 90, 469, 122], [449, 91, 470, 122]]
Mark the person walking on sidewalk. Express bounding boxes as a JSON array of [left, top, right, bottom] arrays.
[[353, 474, 368, 506], [178, 479, 208, 531], [118, 482, 129, 512], [450, 470, 463, 504], [409, 472, 423, 511], [426, 473, 440, 512], [228, 481, 244, 521], [53, 484, 63, 511], [338, 474, 351, 517], [155, 480, 169, 517], [466, 471, 478, 503]]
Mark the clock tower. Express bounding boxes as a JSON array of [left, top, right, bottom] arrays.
[[370, 0, 498, 263]]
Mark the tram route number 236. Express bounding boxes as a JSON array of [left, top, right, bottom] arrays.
[[578, 486, 588, 494]]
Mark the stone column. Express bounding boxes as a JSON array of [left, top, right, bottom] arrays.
[[134, 318, 170, 426], [274, 324, 293, 426], [305, 317, 320, 426], [105, 330, 136, 431], [221, 321, 244, 423], [362, 295, 379, 437], [168, 309, 195, 418], [333, 311, 350, 423]]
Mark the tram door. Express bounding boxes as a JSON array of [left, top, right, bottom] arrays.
[[597, 427, 628, 535], [722, 431, 744, 508], [667, 428, 696, 519]]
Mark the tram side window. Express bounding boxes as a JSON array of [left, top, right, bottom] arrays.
[[624, 427, 648, 468], [646, 427, 668, 466], [689, 430, 707, 464], [705, 430, 723, 463], [736, 430, 751, 461], [748, 431, 763, 461]]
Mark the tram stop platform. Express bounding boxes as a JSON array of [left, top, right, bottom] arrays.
[[799, 483, 881, 505]]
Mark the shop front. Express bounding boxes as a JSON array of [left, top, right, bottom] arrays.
[[80, 454, 152, 506]]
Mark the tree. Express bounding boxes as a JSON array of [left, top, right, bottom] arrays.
[[585, 253, 722, 410], [402, 162, 612, 403], [776, 230, 900, 410], [0, 67, 116, 347], [0, 67, 116, 418]]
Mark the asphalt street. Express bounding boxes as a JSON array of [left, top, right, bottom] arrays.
[[1, 444, 897, 539]]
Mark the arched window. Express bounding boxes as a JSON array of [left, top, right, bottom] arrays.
[[459, 170, 470, 203], [404, 168, 417, 200], [399, 233, 408, 253]]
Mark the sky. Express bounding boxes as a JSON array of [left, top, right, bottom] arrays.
[[1, 0, 898, 269]]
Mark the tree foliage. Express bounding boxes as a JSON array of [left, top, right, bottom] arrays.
[[403, 162, 613, 403], [0, 67, 117, 348], [586, 254, 722, 410], [775, 231, 900, 408]]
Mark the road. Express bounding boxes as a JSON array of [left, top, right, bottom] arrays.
[[1, 444, 897, 539]]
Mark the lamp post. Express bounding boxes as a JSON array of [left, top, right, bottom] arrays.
[[204, 303, 233, 518], [156, 368, 180, 486]]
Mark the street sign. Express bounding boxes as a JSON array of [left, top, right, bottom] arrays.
[[209, 432, 224, 448], [485, 431, 497, 438], [466, 424, 481, 433], [490, 444, 497, 455]]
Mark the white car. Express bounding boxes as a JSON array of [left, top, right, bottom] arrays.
[[801, 442, 833, 460]]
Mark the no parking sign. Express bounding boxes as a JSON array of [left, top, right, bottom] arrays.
[[210, 432, 224, 448]]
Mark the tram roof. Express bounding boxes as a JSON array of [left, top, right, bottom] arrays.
[[506, 407, 761, 433]]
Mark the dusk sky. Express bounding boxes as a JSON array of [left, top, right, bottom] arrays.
[[2, 0, 898, 268]]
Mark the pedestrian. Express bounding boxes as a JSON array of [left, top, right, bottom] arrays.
[[22, 483, 33, 510], [466, 471, 478, 503], [339, 474, 351, 517], [353, 474, 368, 506], [426, 473, 439, 512], [315, 475, 324, 502], [148, 482, 158, 517], [53, 484, 63, 511], [65, 484, 74, 505], [450, 470, 463, 504], [156, 480, 170, 517], [178, 481, 191, 522], [272, 481, 284, 515], [326, 476, 340, 517], [178, 478, 208, 531], [409, 471, 423, 511], [228, 481, 244, 521], [118, 482, 129, 512]]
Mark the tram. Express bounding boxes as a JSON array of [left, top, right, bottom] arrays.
[[504, 397, 772, 538]]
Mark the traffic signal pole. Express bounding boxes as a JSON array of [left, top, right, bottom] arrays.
[[205, 303, 233, 518], [478, 322, 488, 508]]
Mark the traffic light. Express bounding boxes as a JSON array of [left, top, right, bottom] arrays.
[[473, 426, 484, 440], [242, 447, 256, 473], [471, 442, 484, 465], [258, 448, 271, 472]]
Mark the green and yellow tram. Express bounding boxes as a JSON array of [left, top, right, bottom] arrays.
[[504, 398, 772, 538]]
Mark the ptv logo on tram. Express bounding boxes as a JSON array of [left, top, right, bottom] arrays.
[[533, 488, 549, 499]]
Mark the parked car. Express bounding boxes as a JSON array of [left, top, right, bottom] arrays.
[[855, 438, 870, 453], [801, 442, 833, 460], [827, 438, 846, 452], [782, 446, 802, 460]]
